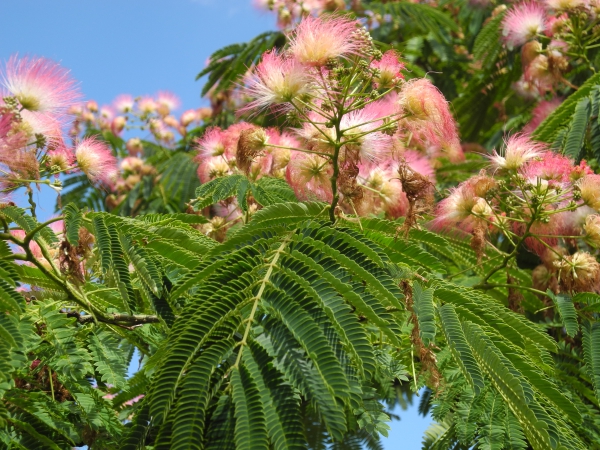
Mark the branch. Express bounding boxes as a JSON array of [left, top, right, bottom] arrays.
[[66, 311, 160, 326]]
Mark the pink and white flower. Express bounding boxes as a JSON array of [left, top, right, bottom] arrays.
[[288, 15, 361, 66], [1, 55, 81, 115], [75, 137, 118, 185], [502, 2, 547, 48]]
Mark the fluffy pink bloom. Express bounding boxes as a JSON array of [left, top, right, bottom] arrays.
[[156, 91, 180, 116], [242, 51, 312, 114], [398, 78, 460, 156], [544, 0, 588, 9], [502, 2, 547, 48], [10, 229, 44, 262], [523, 98, 562, 134], [432, 183, 480, 232], [288, 15, 361, 66], [520, 151, 578, 183], [578, 175, 600, 211], [75, 137, 118, 185], [488, 133, 546, 171], [1, 55, 81, 115], [123, 394, 145, 407], [339, 108, 394, 162], [46, 141, 75, 171], [196, 127, 227, 160], [403, 150, 435, 181], [138, 97, 157, 114], [358, 162, 408, 218], [370, 50, 404, 88], [0, 108, 27, 155], [180, 109, 199, 127], [286, 151, 333, 201], [113, 94, 134, 113], [197, 156, 232, 183]]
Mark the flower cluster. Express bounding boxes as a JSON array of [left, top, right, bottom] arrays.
[[194, 15, 463, 233], [434, 133, 600, 294], [69, 93, 211, 145], [0, 55, 120, 197], [253, 0, 346, 29], [502, 0, 600, 128]]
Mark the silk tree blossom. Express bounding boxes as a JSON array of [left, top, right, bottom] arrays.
[[502, 2, 547, 48], [544, 0, 589, 9], [75, 137, 118, 185], [555, 251, 600, 293], [357, 163, 408, 218], [370, 50, 405, 88], [113, 94, 134, 113], [583, 215, 600, 248], [339, 109, 394, 162], [286, 151, 333, 201], [523, 98, 562, 134], [156, 91, 180, 116], [488, 134, 546, 171], [520, 152, 589, 183], [397, 79, 460, 156], [577, 175, 600, 211], [242, 51, 312, 114], [288, 15, 362, 66], [1, 55, 81, 115], [432, 183, 480, 231]]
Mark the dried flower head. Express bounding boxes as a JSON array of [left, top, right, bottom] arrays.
[[236, 127, 269, 173]]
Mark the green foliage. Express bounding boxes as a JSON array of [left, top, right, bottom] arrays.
[[194, 174, 298, 212], [197, 31, 286, 97]]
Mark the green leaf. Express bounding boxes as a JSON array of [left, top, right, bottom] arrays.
[[582, 321, 600, 406], [563, 97, 591, 159], [63, 203, 82, 246], [231, 364, 269, 450], [412, 281, 436, 345], [438, 304, 485, 395], [549, 292, 579, 338]]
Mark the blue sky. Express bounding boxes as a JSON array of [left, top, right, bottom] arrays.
[[1, 1, 432, 447]]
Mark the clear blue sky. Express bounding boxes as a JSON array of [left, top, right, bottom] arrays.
[[1, 1, 432, 447]]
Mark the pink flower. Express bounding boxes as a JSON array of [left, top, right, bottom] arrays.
[[156, 91, 180, 116], [488, 133, 546, 171], [370, 50, 404, 88], [544, 0, 589, 9], [180, 109, 199, 127], [138, 97, 156, 114], [520, 151, 576, 183], [403, 150, 435, 181], [47, 141, 75, 172], [285, 151, 333, 201], [288, 15, 361, 66], [1, 55, 81, 115], [577, 175, 600, 211], [0, 107, 27, 155], [339, 108, 394, 162], [358, 162, 407, 218], [523, 98, 562, 134], [397, 78, 460, 156], [502, 2, 547, 48], [197, 156, 232, 183], [242, 51, 312, 114], [113, 94, 134, 113], [432, 183, 479, 231], [196, 127, 227, 160], [75, 137, 118, 185]]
